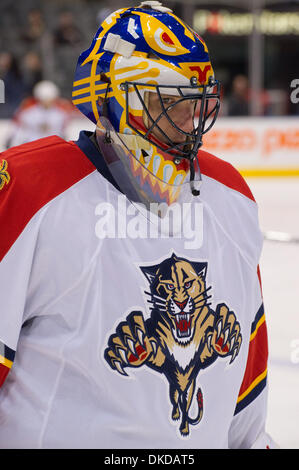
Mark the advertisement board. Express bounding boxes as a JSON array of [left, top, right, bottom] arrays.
[[202, 117, 299, 176]]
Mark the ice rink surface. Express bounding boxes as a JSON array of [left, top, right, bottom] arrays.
[[246, 177, 299, 449]]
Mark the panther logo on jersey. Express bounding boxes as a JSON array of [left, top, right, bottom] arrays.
[[104, 253, 242, 437]]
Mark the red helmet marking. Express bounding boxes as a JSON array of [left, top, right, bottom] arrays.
[[189, 65, 212, 84], [162, 32, 175, 45]]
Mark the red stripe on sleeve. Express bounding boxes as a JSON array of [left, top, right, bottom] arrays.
[[0, 364, 10, 387], [257, 265, 263, 298], [0, 136, 95, 261], [238, 319, 268, 397]]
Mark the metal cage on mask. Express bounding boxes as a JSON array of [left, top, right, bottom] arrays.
[[111, 76, 220, 196]]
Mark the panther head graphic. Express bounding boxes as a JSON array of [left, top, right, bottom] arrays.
[[141, 253, 211, 345]]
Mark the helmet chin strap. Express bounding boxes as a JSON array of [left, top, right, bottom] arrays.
[[182, 136, 202, 197], [189, 156, 201, 196]]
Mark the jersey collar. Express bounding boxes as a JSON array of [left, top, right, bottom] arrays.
[[74, 130, 122, 193]]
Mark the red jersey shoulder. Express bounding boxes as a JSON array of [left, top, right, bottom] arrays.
[[1, 136, 95, 203], [0, 136, 95, 261], [198, 148, 255, 202]]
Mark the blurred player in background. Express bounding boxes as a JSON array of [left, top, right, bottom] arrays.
[[0, 2, 277, 449], [6, 80, 73, 148]]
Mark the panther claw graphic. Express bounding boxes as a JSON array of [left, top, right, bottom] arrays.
[[104, 311, 157, 376], [206, 303, 242, 363], [104, 254, 243, 438]]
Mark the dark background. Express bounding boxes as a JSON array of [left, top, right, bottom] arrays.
[[0, 0, 298, 118]]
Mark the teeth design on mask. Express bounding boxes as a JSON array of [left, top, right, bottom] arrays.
[[163, 164, 173, 183], [153, 154, 161, 175], [173, 174, 184, 185], [123, 127, 133, 135], [136, 149, 142, 161]]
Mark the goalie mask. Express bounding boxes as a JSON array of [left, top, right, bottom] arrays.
[[72, 1, 220, 208]]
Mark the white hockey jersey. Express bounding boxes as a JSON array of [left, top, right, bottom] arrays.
[[7, 98, 72, 148], [0, 130, 276, 449]]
